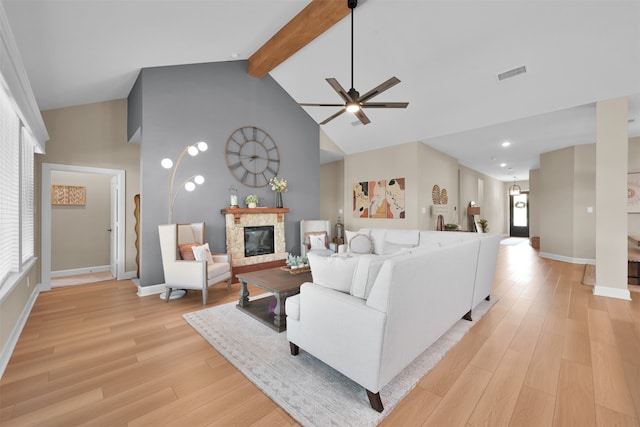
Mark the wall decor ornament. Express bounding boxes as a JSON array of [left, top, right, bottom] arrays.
[[51, 185, 86, 205], [226, 126, 280, 188], [629, 173, 640, 213], [431, 185, 448, 205], [353, 178, 405, 219]]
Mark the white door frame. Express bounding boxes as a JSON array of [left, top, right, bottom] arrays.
[[41, 163, 126, 289]]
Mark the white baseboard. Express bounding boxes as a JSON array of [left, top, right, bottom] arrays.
[[593, 286, 631, 300], [50, 265, 111, 278], [539, 252, 595, 265], [0, 284, 41, 379], [121, 270, 137, 280], [137, 283, 166, 297]]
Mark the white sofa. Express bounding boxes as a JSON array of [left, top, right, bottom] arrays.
[[285, 229, 500, 411], [339, 228, 501, 316]]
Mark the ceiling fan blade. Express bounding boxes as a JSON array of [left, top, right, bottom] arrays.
[[361, 102, 409, 109], [354, 109, 371, 125], [326, 78, 354, 102], [299, 103, 345, 107], [358, 77, 401, 103], [320, 108, 347, 125]]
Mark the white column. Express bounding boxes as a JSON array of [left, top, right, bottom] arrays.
[[594, 97, 630, 300]]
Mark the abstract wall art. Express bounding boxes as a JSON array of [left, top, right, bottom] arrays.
[[353, 178, 405, 219]]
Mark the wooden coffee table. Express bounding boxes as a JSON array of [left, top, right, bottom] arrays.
[[236, 267, 312, 332]]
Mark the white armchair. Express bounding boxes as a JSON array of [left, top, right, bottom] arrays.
[[300, 220, 336, 257], [158, 222, 232, 304]]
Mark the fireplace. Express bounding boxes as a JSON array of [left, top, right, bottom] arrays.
[[220, 207, 289, 267], [244, 226, 275, 257]]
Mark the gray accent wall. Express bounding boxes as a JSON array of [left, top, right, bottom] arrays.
[[133, 60, 320, 287]]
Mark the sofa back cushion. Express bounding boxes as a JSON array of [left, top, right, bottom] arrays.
[[308, 253, 359, 293], [350, 254, 389, 299], [361, 228, 419, 255]]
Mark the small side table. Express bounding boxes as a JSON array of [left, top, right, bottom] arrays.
[[333, 237, 344, 252]]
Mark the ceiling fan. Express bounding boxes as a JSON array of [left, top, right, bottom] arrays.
[[298, 0, 408, 125]]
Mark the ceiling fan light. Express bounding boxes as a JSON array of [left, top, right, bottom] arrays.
[[346, 102, 360, 113]]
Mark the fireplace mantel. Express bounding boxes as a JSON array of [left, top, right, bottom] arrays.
[[220, 207, 289, 224], [221, 207, 289, 267]]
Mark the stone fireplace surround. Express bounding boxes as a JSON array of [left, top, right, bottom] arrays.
[[220, 208, 289, 268]]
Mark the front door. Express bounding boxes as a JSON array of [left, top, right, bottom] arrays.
[[510, 191, 529, 237]]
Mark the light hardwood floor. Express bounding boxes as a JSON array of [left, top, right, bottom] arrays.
[[1, 243, 639, 426]]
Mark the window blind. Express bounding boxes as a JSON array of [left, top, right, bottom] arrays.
[[0, 87, 20, 285], [21, 127, 35, 263]]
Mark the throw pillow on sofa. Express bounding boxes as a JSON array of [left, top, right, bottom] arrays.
[[306, 231, 328, 250], [307, 252, 359, 293], [192, 243, 214, 264], [349, 233, 374, 254], [178, 242, 199, 260]]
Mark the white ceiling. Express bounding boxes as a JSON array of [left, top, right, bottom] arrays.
[[3, 0, 640, 182]]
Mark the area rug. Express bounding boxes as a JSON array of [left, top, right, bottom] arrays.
[[500, 237, 528, 246], [183, 296, 497, 427]]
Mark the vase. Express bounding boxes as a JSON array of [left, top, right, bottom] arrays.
[[248, 202, 257, 209], [276, 192, 283, 208]]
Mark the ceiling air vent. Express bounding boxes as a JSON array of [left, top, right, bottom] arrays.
[[497, 65, 527, 82]]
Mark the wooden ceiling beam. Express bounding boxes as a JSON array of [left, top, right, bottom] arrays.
[[248, 0, 350, 79]]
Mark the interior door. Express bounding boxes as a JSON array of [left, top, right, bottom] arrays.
[[110, 176, 118, 278], [510, 191, 529, 237]]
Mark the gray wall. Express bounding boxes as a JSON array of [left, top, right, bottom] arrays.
[[134, 61, 320, 286]]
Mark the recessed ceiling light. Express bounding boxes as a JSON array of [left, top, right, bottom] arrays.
[[230, 53, 240, 59], [500, 163, 507, 167], [502, 141, 511, 147]]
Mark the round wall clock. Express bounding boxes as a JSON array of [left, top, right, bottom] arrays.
[[225, 126, 280, 188]]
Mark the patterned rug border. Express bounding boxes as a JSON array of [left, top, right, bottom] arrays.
[[183, 296, 497, 426]]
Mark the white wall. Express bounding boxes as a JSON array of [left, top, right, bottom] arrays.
[[344, 142, 420, 230], [51, 171, 111, 272]]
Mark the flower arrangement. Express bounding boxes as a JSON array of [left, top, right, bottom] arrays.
[[269, 176, 288, 193]]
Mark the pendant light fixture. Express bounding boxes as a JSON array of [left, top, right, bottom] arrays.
[[509, 176, 521, 196]]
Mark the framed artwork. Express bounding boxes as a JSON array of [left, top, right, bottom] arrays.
[[629, 173, 640, 213], [51, 185, 86, 205], [352, 178, 405, 219]]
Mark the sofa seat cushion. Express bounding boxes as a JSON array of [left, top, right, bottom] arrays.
[[207, 261, 230, 277], [308, 248, 335, 257], [308, 253, 359, 293]]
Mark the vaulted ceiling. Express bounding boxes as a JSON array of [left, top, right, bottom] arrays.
[[3, 0, 639, 181]]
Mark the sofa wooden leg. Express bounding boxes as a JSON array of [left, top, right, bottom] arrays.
[[463, 310, 473, 321], [485, 295, 491, 301], [289, 342, 299, 356], [366, 390, 384, 413]]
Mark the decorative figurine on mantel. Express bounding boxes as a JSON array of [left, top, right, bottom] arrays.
[[229, 187, 238, 208]]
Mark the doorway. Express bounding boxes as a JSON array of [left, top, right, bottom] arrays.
[[510, 191, 530, 237], [42, 163, 125, 288]]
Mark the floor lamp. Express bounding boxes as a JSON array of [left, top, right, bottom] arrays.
[[160, 141, 208, 299]]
